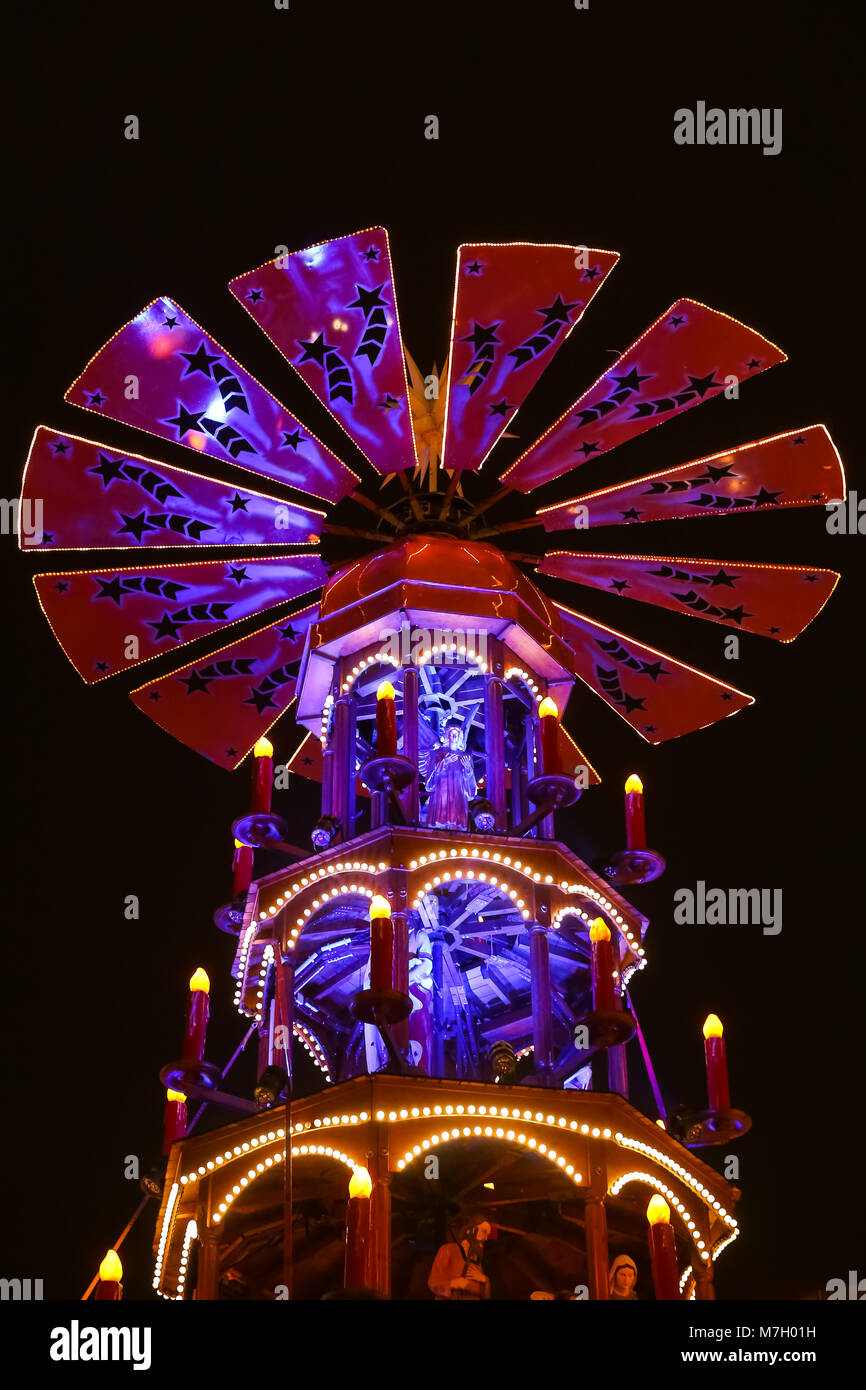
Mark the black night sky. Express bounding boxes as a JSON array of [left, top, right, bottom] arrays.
[[3, 0, 863, 1306]]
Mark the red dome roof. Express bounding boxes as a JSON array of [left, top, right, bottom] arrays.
[[320, 534, 556, 627]]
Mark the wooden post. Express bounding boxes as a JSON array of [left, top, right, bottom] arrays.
[[584, 1195, 609, 1301], [430, 926, 446, 1078], [402, 665, 420, 824], [369, 1133, 392, 1298], [607, 935, 629, 1098], [529, 923, 553, 1076], [484, 639, 507, 832], [196, 1214, 220, 1301], [331, 694, 350, 839], [694, 1257, 716, 1300]]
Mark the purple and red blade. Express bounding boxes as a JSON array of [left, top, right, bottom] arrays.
[[19, 427, 324, 551], [539, 551, 839, 642], [229, 227, 417, 476], [553, 601, 753, 742], [64, 297, 358, 504], [501, 299, 787, 494], [34, 554, 327, 683], [537, 425, 844, 531], [130, 603, 318, 768], [440, 241, 620, 472]]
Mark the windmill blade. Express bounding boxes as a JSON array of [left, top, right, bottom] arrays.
[[553, 600, 753, 742], [537, 425, 844, 531], [129, 603, 318, 768], [64, 297, 358, 504], [19, 427, 323, 551], [33, 554, 326, 683], [500, 298, 787, 493], [539, 552, 839, 642], [229, 227, 417, 477], [440, 241, 619, 472]]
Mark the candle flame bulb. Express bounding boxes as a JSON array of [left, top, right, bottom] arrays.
[[538, 696, 558, 719], [189, 968, 210, 993], [349, 1166, 373, 1199], [253, 736, 273, 758], [166, 1089, 186, 1103], [376, 680, 395, 701], [589, 918, 611, 943], [647, 1195, 671, 1226], [99, 1250, 123, 1282], [625, 772, 643, 794], [233, 838, 245, 850], [369, 895, 391, 920], [703, 1013, 724, 1039]]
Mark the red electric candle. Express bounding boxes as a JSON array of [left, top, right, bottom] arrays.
[[703, 1014, 731, 1111], [375, 680, 398, 757], [538, 696, 559, 774], [589, 919, 616, 1011], [232, 837, 254, 897], [183, 968, 210, 1063], [250, 736, 274, 814], [162, 1088, 187, 1156], [344, 1166, 372, 1289], [647, 1196, 680, 1300], [369, 895, 394, 993], [624, 773, 646, 850], [94, 1249, 123, 1301]]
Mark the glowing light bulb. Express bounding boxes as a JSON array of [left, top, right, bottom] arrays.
[[703, 1013, 724, 1039], [99, 1249, 123, 1282], [538, 696, 558, 719], [647, 1195, 671, 1225], [625, 773, 643, 795], [166, 1089, 186, 1104], [376, 680, 396, 701], [369, 895, 391, 920], [189, 968, 210, 993], [589, 918, 610, 943], [253, 736, 273, 759]]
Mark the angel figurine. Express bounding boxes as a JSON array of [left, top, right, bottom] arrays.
[[423, 718, 477, 830]]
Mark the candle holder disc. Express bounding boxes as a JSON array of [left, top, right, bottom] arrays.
[[213, 897, 247, 935], [350, 987, 413, 1025], [526, 773, 581, 808], [602, 847, 666, 885], [360, 754, 416, 794], [680, 1107, 752, 1148], [160, 1059, 223, 1092], [232, 812, 290, 847], [572, 1008, 637, 1050]]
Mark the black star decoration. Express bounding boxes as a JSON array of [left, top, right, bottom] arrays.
[[609, 580, 630, 593], [278, 624, 299, 641], [363, 246, 380, 262], [576, 441, 601, 456], [180, 670, 213, 695], [538, 295, 579, 326], [720, 692, 734, 701], [611, 367, 652, 393], [640, 660, 668, 681], [228, 492, 250, 513], [583, 266, 602, 280], [721, 605, 754, 626], [301, 754, 313, 766], [669, 315, 686, 328], [378, 393, 399, 412], [226, 746, 238, 757], [247, 289, 263, 303], [117, 512, 155, 542], [149, 613, 187, 641], [348, 283, 388, 315], [52, 440, 70, 454], [86, 390, 106, 407], [748, 487, 783, 507], [488, 399, 510, 417], [686, 372, 723, 398], [149, 691, 162, 701], [40, 533, 55, 545], [621, 507, 642, 521], [163, 315, 179, 330], [180, 344, 221, 378], [768, 626, 780, 635], [465, 260, 482, 274], [55, 581, 69, 593], [644, 725, 658, 734], [296, 333, 337, 366], [94, 576, 128, 605], [623, 694, 647, 713], [707, 567, 738, 588], [460, 321, 501, 351], [792, 437, 806, 446], [692, 463, 738, 485], [89, 454, 127, 487], [281, 428, 305, 451], [745, 358, 761, 370], [165, 403, 204, 438], [95, 661, 109, 673], [803, 574, 818, 583], [227, 566, 249, 585]]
